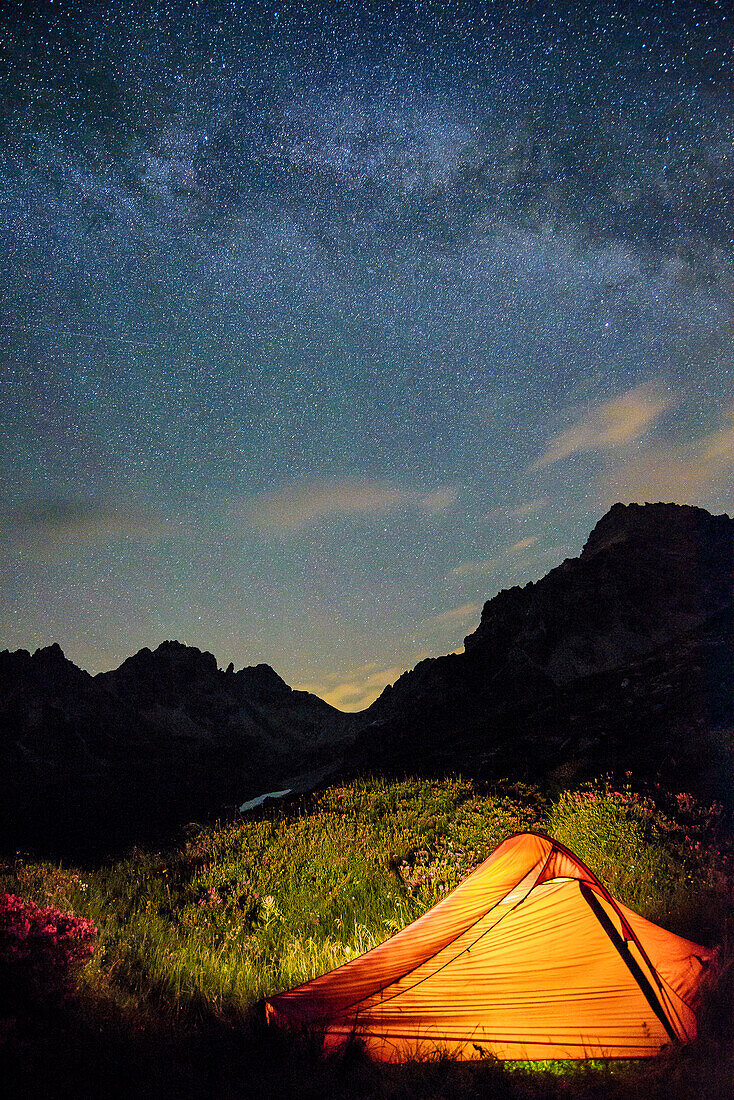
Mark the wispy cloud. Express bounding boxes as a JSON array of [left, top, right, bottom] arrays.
[[246, 478, 459, 532], [295, 662, 410, 712], [424, 601, 484, 626], [449, 560, 497, 579], [485, 498, 549, 519], [507, 535, 539, 554], [417, 486, 461, 514], [2, 498, 169, 550], [448, 536, 539, 580], [531, 383, 672, 470], [601, 407, 734, 506]]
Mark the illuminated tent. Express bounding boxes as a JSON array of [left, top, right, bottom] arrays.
[[266, 832, 718, 1061]]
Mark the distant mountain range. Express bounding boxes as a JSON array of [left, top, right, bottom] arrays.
[[2, 502, 732, 858], [0, 641, 353, 857]]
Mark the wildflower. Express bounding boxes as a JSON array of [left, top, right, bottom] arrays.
[[0, 893, 97, 1004]]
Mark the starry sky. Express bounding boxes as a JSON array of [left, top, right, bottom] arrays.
[[1, 0, 732, 709]]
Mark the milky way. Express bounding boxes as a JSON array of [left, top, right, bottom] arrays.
[[1, 1, 732, 708]]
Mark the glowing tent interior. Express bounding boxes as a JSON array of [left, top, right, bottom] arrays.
[[266, 832, 719, 1061]]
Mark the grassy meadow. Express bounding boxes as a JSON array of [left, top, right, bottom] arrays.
[[1, 774, 732, 1098]]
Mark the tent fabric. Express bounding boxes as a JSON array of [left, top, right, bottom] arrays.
[[266, 832, 718, 1061]]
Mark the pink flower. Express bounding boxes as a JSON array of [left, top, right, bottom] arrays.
[[0, 892, 97, 1003]]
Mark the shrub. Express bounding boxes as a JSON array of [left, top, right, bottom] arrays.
[[546, 782, 677, 919], [0, 892, 97, 1010]]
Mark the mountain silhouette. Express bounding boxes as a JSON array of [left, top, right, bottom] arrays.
[[1, 502, 731, 859], [356, 502, 733, 789], [0, 641, 351, 858]]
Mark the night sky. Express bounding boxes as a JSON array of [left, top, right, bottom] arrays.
[[1, 1, 732, 709]]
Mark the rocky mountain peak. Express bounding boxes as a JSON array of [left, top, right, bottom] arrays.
[[581, 501, 733, 560], [96, 644, 295, 706], [146, 640, 220, 675], [234, 662, 291, 699], [0, 642, 92, 697], [463, 501, 733, 677], [33, 641, 67, 662], [98, 641, 220, 691]]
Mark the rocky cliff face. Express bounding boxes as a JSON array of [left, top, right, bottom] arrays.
[[357, 503, 733, 791], [465, 502, 733, 683]]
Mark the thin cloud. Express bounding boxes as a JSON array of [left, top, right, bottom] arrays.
[[531, 383, 672, 470], [448, 536, 538, 580], [602, 407, 734, 506], [485, 498, 549, 519], [425, 601, 484, 626], [507, 535, 539, 553], [449, 559, 498, 579], [511, 498, 549, 517], [246, 478, 458, 532], [2, 499, 168, 549], [418, 486, 461, 514], [296, 663, 409, 712]]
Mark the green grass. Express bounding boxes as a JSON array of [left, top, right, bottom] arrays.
[[1, 774, 731, 1098]]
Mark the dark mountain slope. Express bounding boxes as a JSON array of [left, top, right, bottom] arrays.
[[0, 642, 353, 858], [354, 503, 733, 793]]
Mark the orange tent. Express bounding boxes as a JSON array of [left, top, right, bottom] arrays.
[[266, 832, 718, 1061]]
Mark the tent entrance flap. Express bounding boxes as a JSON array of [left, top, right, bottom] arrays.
[[579, 881, 680, 1045]]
